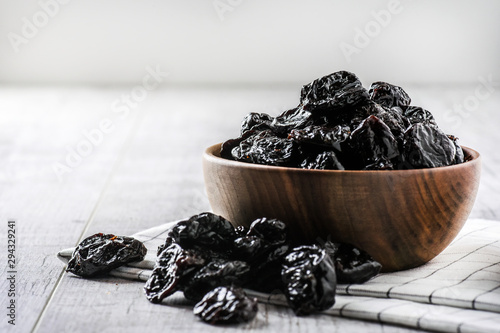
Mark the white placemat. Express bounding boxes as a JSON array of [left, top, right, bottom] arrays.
[[58, 218, 500, 333]]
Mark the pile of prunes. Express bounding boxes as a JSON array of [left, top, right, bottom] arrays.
[[221, 71, 465, 170], [144, 212, 381, 324]]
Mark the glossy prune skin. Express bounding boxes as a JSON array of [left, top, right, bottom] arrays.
[[66, 233, 147, 277], [403, 122, 457, 168], [241, 112, 274, 135], [300, 71, 370, 112], [234, 218, 290, 293], [372, 105, 411, 143], [170, 212, 236, 253], [403, 106, 436, 125], [144, 243, 206, 303], [350, 115, 399, 170], [324, 242, 381, 284], [193, 286, 258, 324], [231, 130, 299, 166], [282, 245, 337, 316], [183, 259, 251, 302], [368, 81, 411, 108], [300, 151, 345, 170], [288, 125, 351, 153], [271, 107, 315, 135], [448, 135, 465, 164]]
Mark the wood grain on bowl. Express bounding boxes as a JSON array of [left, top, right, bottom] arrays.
[[203, 144, 481, 272]]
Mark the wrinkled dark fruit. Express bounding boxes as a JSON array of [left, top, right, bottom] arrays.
[[144, 243, 206, 303], [241, 112, 274, 135], [183, 259, 251, 302], [170, 212, 236, 252], [368, 81, 411, 108], [403, 106, 436, 125], [193, 286, 258, 324], [282, 245, 337, 316], [403, 122, 457, 168], [230, 130, 299, 166], [220, 70, 466, 170], [300, 71, 370, 112], [350, 115, 399, 170], [324, 242, 382, 284], [66, 233, 147, 277]]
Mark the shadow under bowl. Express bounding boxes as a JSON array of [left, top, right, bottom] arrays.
[[203, 144, 481, 272]]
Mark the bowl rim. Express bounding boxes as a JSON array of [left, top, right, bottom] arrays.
[[204, 143, 480, 174]]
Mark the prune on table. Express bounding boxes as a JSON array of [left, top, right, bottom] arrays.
[[300, 71, 370, 112], [403, 106, 437, 125], [235, 218, 290, 293], [368, 81, 411, 108], [282, 245, 337, 315], [231, 130, 299, 166], [170, 212, 236, 253], [324, 242, 381, 284], [66, 233, 147, 277], [403, 122, 457, 168], [288, 125, 351, 154], [144, 243, 206, 303], [241, 112, 274, 135], [193, 286, 258, 324], [300, 151, 345, 170], [271, 107, 315, 135], [183, 259, 251, 302], [350, 115, 399, 170]]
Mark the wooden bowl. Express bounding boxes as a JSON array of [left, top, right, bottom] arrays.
[[202, 144, 481, 272]]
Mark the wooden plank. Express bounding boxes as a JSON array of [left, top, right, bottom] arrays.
[[0, 87, 141, 333]]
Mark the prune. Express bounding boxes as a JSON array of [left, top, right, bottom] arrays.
[[404, 106, 436, 125], [300, 71, 369, 112], [183, 259, 251, 302], [144, 243, 206, 303], [288, 125, 350, 153], [403, 122, 457, 168], [241, 112, 274, 135], [282, 245, 337, 315], [246, 217, 288, 245], [300, 151, 345, 170], [368, 81, 411, 108], [350, 115, 399, 170], [193, 286, 258, 324], [372, 105, 411, 142], [231, 130, 298, 166], [66, 233, 147, 277], [448, 135, 465, 164], [324, 242, 381, 284], [170, 212, 236, 252], [271, 107, 315, 135], [220, 130, 257, 160]]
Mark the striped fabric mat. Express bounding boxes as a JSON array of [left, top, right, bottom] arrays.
[[58, 218, 500, 333]]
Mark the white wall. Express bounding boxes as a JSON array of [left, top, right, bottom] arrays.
[[1, 0, 499, 85]]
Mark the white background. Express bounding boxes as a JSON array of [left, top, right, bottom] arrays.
[[1, 0, 499, 86]]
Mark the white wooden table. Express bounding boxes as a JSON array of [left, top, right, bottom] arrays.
[[0, 84, 498, 333]]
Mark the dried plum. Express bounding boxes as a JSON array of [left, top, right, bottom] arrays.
[[241, 112, 273, 135], [193, 286, 258, 324], [288, 125, 350, 153], [403, 122, 457, 168], [300, 151, 345, 170], [66, 233, 147, 277], [448, 135, 465, 164], [231, 130, 298, 166], [170, 212, 236, 252], [404, 106, 436, 125], [183, 259, 251, 302], [324, 242, 381, 284], [144, 243, 206, 303], [300, 71, 369, 112], [350, 115, 399, 170], [368, 81, 411, 108], [271, 107, 315, 135], [282, 245, 337, 315]]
